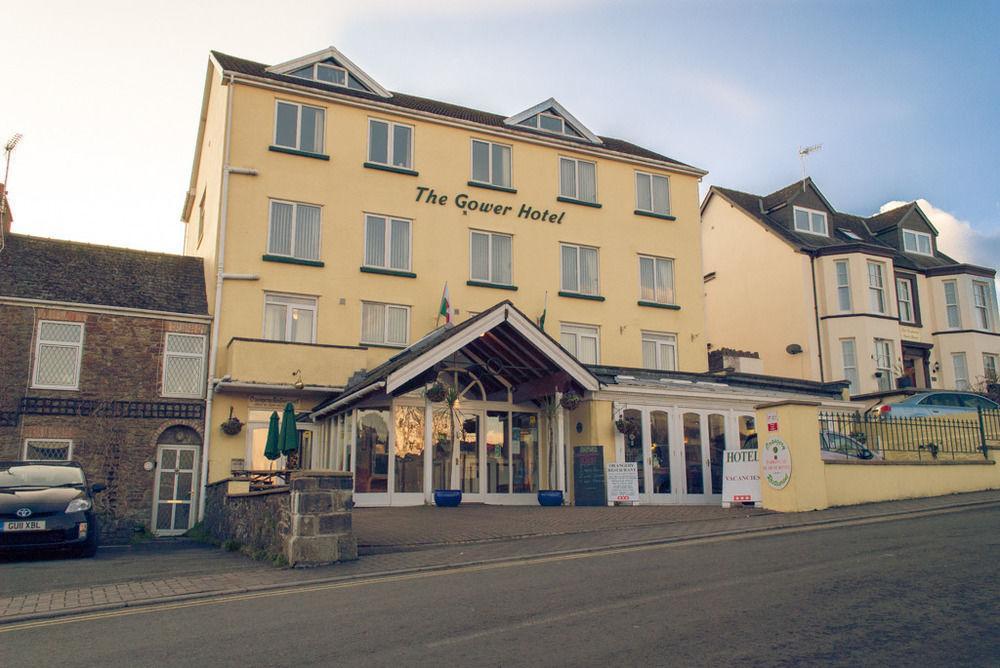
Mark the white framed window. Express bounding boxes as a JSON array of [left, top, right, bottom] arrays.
[[361, 302, 409, 347], [470, 139, 512, 189], [364, 214, 411, 271], [896, 277, 914, 324], [867, 261, 887, 314], [952, 352, 970, 390], [972, 280, 995, 331], [470, 230, 513, 285], [835, 260, 852, 312], [32, 320, 84, 390], [560, 243, 599, 295], [559, 157, 597, 203], [793, 206, 828, 236], [984, 353, 999, 382], [944, 280, 961, 328], [902, 229, 933, 255], [635, 172, 670, 215], [268, 200, 321, 261], [263, 293, 317, 344], [642, 331, 677, 371], [162, 333, 207, 398], [874, 339, 894, 392], [23, 439, 73, 461], [518, 112, 580, 137], [841, 339, 859, 395], [638, 255, 675, 304], [273, 100, 325, 154], [560, 323, 599, 364], [368, 118, 413, 169]]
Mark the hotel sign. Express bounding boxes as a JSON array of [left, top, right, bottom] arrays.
[[416, 186, 566, 224], [721, 449, 760, 505]]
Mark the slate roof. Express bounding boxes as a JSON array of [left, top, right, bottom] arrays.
[[211, 51, 702, 172], [708, 180, 989, 275], [0, 234, 208, 315]]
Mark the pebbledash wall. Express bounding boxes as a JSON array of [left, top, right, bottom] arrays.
[[0, 235, 210, 542]]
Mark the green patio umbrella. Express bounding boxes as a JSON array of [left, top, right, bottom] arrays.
[[263, 411, 281, 463], [278, 402, 299, 456]]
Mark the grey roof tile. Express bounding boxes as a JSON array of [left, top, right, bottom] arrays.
[[0, 234, 208, 315]]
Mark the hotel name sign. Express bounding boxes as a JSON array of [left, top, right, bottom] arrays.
[[416, 186, 566, 224]]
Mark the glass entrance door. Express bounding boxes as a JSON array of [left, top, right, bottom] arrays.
[[456, 411, 482, 501], [153, 445, 199, 536]]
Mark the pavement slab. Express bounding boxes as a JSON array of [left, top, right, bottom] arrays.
[[0, 490, 997, 623]]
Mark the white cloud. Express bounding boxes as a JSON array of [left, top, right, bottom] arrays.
[[879, 199, 1000, 270]]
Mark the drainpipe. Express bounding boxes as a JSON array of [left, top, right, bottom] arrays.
[[809, 254, 825, 382], [198, 74, 258, 521]]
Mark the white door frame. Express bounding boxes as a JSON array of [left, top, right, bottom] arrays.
[[152, 443, 200, 536]]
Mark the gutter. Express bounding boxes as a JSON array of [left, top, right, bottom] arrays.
[[311, 381, 386, 420], [0, 296, 211, 323], [214, 381, 343, 394]]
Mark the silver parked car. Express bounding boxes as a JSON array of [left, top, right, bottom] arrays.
[[870, 391, 998, 418]]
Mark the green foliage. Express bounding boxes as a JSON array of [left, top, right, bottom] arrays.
[[222, 538, 242, 552]]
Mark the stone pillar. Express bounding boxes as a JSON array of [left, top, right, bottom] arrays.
[[287, 470, 358, 566], [754, 400, 829, 512]]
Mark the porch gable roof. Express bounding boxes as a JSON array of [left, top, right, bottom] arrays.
[[311, 301, 600, 417]]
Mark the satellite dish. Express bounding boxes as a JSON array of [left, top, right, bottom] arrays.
[[786, 344, 803, 355]]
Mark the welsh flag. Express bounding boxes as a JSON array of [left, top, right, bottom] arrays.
[[438, 282, 451, 325]]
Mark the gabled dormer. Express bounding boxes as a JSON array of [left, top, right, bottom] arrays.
[[504, 98, 602, 144], [763, 178, 836, 238], [869, 202, 939, 257], [266, 46, 391, 98]]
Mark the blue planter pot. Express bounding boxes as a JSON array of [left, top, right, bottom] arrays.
[[434, 489, 462, 507], [537, 490, 564, 507]]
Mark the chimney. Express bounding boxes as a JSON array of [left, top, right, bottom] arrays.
[[708, 348, 764, 375]]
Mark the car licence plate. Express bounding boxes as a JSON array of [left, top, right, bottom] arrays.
[[2, 520, 47, 532]]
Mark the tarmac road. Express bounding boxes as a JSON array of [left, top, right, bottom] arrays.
[[3, 505, 998, 667]]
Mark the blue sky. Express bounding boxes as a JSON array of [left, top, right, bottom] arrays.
[[2, 0, 998, 266]]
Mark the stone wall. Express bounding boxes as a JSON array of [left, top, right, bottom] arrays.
[[204, 471, 357, 567], [203, 480, 291, 560]]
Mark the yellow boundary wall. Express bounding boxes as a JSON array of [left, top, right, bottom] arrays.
[[755, 401, 999, 512]]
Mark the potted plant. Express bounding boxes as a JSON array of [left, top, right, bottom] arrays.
[[220, 407, 243, 435], [425, 382, 447, 403], [433, 384, 463, 507], [559, 390, 581, 411], [615, 415, 640, 440], [536, 395, 564, 507]]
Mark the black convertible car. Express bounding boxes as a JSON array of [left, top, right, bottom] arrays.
[[0, 461, 105, 557]]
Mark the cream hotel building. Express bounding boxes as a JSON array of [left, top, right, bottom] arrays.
[[182, 46, 851, 510]]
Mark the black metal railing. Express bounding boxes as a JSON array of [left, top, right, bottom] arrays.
[[230, 469, 294, 492], [818, 409, 990, 461], [981, 409, 1000, 442]]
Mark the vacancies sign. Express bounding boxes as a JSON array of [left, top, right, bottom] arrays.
[[415, 186, 566, 224]]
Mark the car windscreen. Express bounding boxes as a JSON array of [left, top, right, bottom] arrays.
[[0, 465, 86, 488]]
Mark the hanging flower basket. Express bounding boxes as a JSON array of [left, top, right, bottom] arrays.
[[425, 382, 448, 403], [559, 391, 582, 411], [220, 408, 243, 436], [615, 416, 640, 439]]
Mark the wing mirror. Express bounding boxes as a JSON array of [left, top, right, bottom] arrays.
[[91, 483, 107, 494]]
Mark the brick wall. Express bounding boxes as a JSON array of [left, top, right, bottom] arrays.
[[0, 303, 209, 543]]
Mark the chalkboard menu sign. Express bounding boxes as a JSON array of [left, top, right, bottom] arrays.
[[573, 445, 606, 506]]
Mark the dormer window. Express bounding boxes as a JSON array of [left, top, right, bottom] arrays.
[[518, 112, 581, 138], [287, 61, 371, 91], [793, 206, 828, 236], [902, 229, 932, 255]]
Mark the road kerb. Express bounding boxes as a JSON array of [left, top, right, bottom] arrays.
[[2, 496, 996, 628]]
